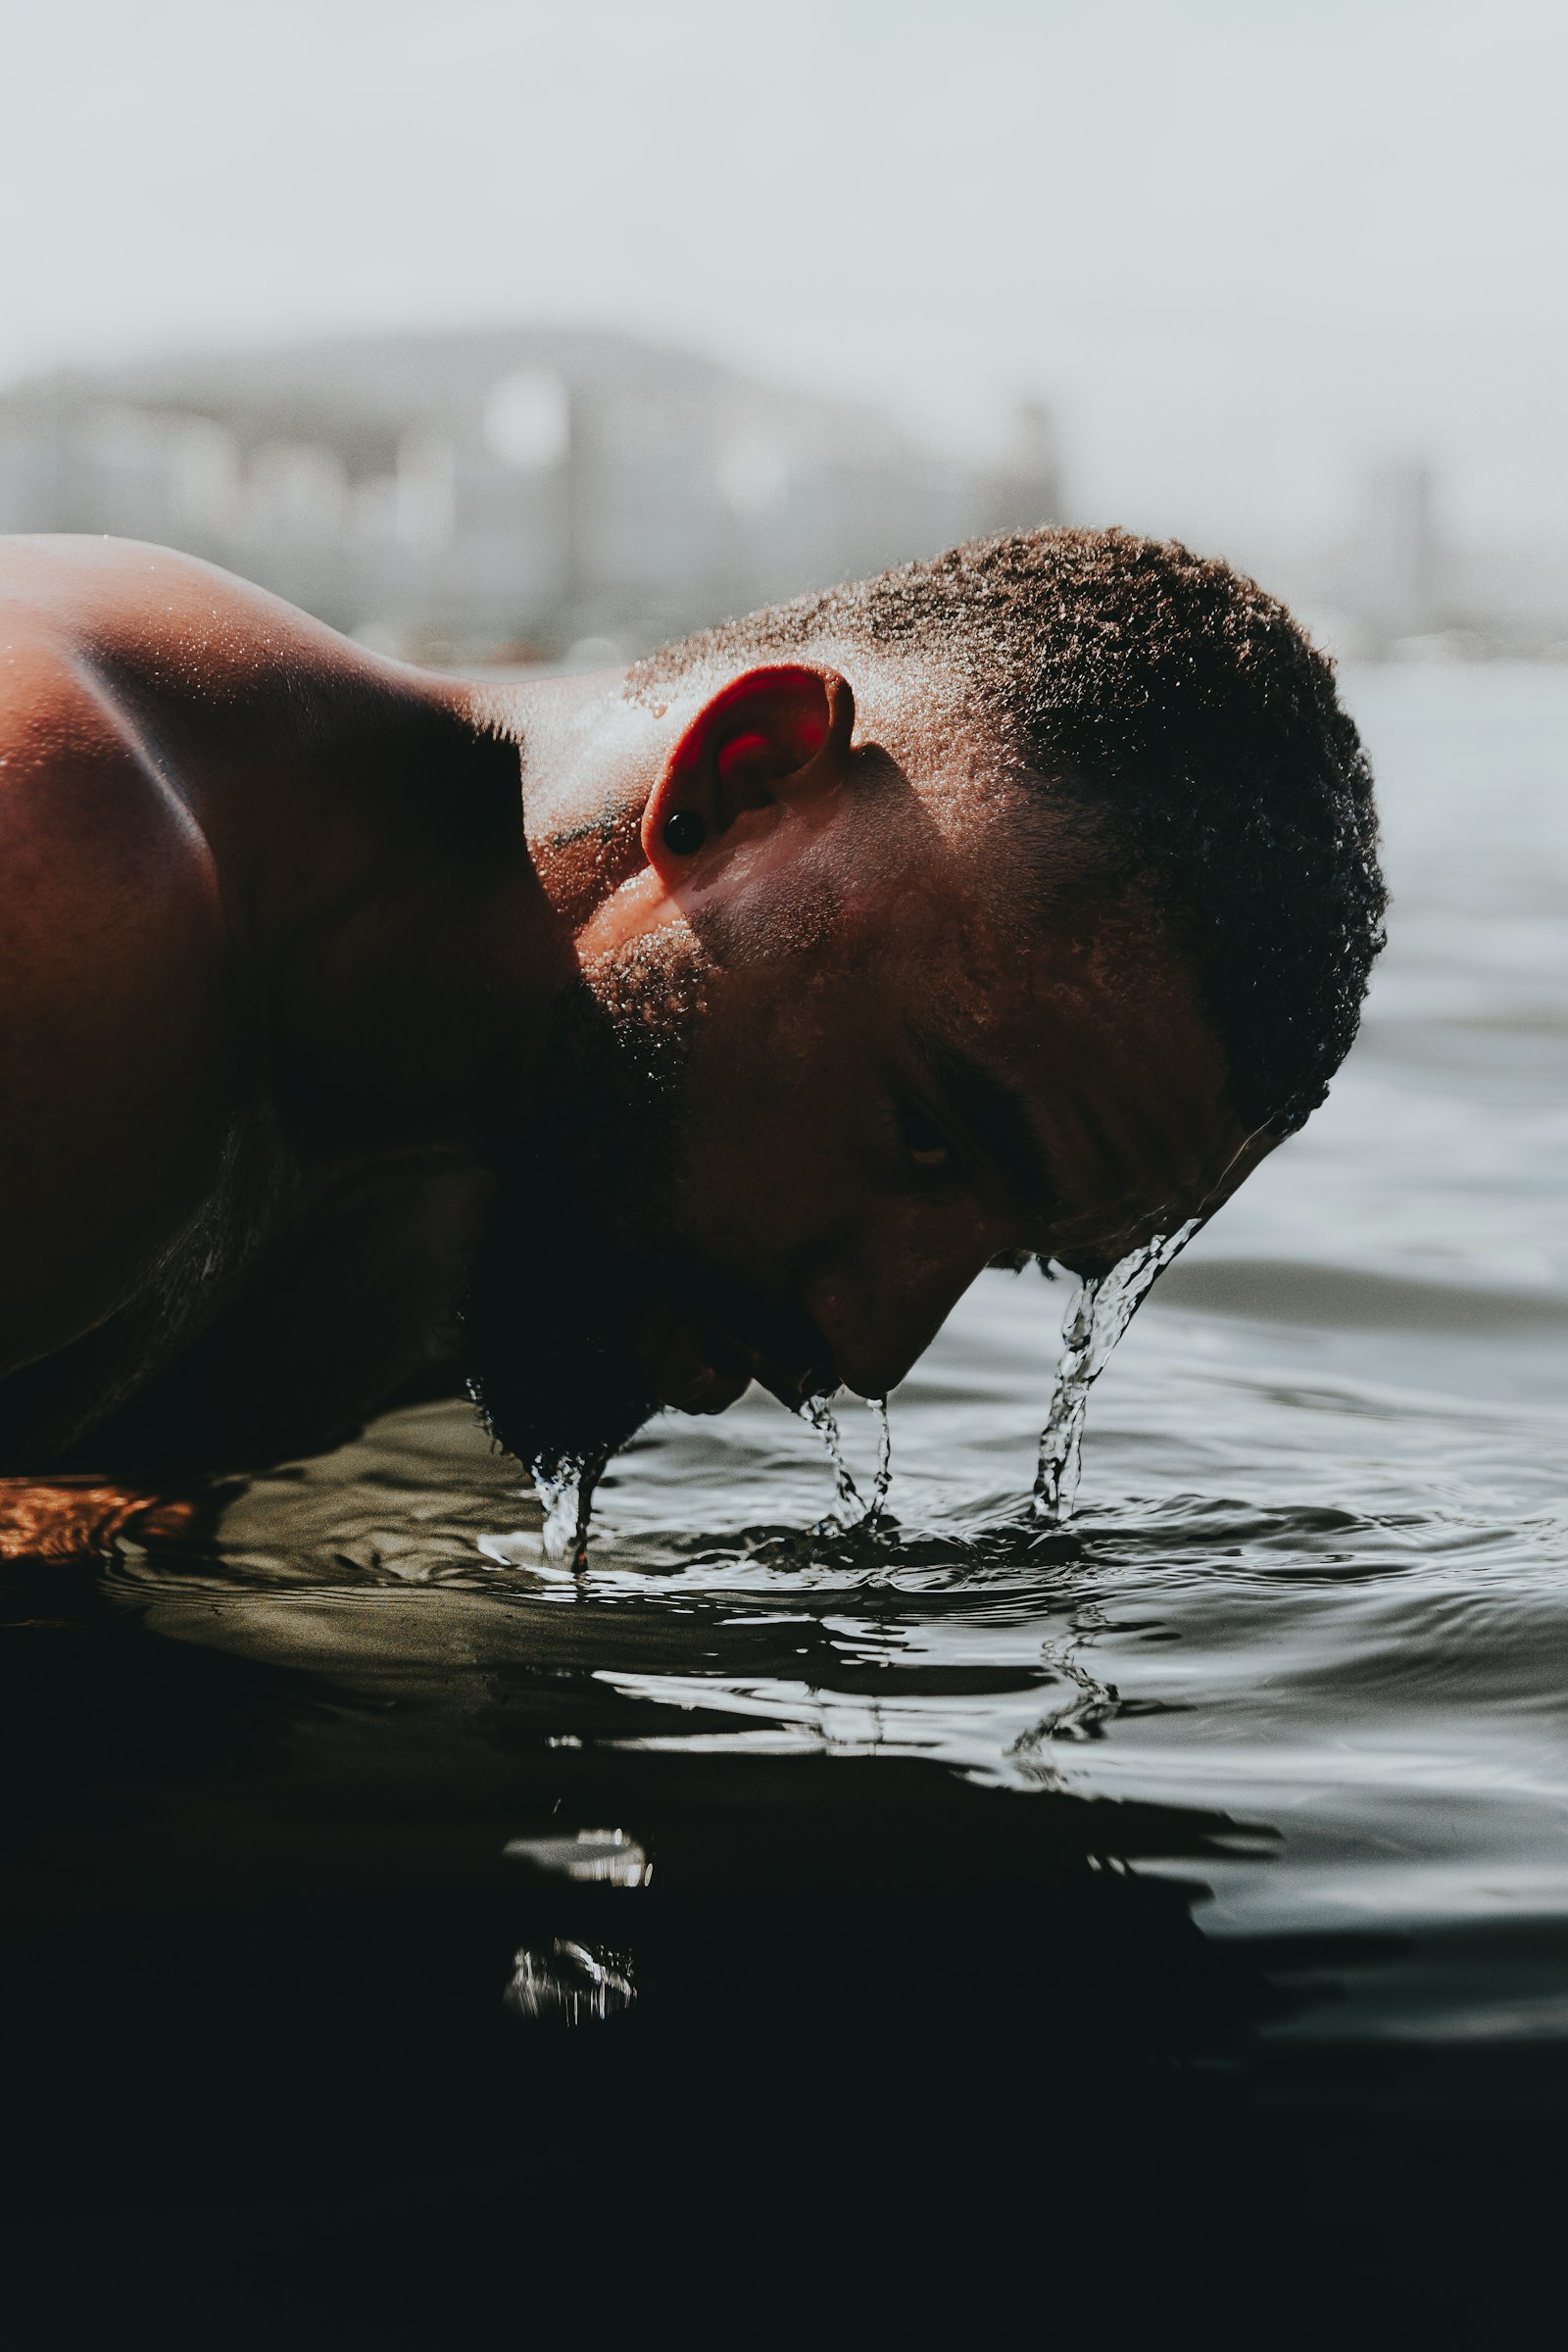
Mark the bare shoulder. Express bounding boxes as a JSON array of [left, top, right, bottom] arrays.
[[1, 531, 473, 781], [0, 544, 248, 1375], [0, 532, 370, 706]]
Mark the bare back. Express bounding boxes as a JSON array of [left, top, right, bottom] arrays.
[[0, 537, 503, 1469]]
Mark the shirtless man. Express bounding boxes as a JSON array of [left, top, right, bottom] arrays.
[[0, 526, 1385, 1482]]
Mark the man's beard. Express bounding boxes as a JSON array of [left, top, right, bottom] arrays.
[[459, 935, 703, 1487]]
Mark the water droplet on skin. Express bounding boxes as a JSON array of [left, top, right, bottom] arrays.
[[1034, 1220, 1200, 1523]]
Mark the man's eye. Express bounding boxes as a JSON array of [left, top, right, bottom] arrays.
[[898, 1100, 955, 1175]]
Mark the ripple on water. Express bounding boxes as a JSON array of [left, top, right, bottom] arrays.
[[16, 665, 1568, 2137]]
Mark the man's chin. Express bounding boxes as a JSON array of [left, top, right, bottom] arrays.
[[456, 1129, 820, 1470], [462, 1337, 662, 1484], [467, 1383, 660, 1484], [465, 1331, 760, 1474], [657, 1362, 753, 1416], [631, 1313, 754, 1416]]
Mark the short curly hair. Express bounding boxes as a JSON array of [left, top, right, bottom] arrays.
[[629, 525, 1387, 1139]]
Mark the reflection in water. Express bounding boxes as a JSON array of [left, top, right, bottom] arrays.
[[505, 1828, 654, 1886], [505, 1937, 636, 2024], [0, 1477, 197, 1563], [1009, 1609, 1127, 1775]]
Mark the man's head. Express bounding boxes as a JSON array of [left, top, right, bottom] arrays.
[[466, 525, 1386, 1481]]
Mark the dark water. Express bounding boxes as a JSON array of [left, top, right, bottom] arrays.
[[7, 664, 1568, 2308]]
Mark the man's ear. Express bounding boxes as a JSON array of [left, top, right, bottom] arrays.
[[640, 664, 855, 881]]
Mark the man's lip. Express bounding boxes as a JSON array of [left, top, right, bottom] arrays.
[[686, 1314, 836, 1411], [639, 1277, 837, 1415], [652, 1329, 753, 1414], [742, 1346, 836, 1411]]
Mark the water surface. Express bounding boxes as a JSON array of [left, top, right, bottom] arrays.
[[8, 664, 1568, 2211]]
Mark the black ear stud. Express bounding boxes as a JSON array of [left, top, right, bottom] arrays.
[[662, 810, 707, 855]]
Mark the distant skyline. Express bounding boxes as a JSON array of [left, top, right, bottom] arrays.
[[3, 0, 1564, 554]]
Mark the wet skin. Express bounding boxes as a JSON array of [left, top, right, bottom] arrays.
[[0, 535, 1267, 1474]]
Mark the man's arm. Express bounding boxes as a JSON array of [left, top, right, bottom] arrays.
[[0, 612, 239, 1379]]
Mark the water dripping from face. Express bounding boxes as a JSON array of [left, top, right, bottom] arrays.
[[1033, 1221, 1200, 1523], [799, 1392, 893, 1535]]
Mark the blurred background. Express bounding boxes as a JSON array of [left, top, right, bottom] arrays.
[[1, 0, 1564, 665]]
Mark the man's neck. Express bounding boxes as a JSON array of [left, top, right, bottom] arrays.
[[247, 676, 568, 1165], [255, 655, 692, 1167]]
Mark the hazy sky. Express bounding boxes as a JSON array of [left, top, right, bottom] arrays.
[[2, 0, 1563, 549]]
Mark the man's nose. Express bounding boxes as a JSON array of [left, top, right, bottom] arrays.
[[803, 1242, 989, 1400]]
